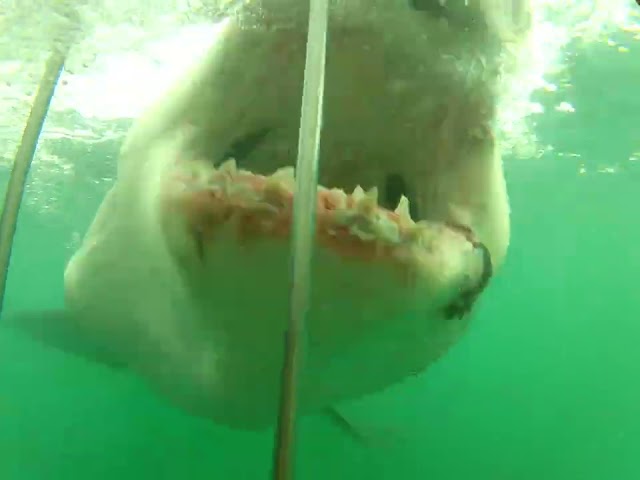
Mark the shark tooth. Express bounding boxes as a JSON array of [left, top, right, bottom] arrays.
[[219, 158, 237, 174], [352, 185, 365, 203], [365, 186, 378, 203], [356, 186, 379, 215], [394, 195, 412, 222], [328, 188, 347, 209], [270, 166, 296, 188], [263, 169, 294, 208]]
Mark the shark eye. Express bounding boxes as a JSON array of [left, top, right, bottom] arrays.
[[383, 174, 420, 220]]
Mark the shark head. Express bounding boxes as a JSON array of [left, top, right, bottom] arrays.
[[14, 0, 531, 430]]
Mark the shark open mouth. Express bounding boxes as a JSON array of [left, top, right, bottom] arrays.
[[0, 0, 524, 442], [168, 155, 493, 321]]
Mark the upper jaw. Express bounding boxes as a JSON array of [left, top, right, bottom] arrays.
[[170, 157, 494, 319]]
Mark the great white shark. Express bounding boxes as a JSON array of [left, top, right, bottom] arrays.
[[6, 0, 531, 432]]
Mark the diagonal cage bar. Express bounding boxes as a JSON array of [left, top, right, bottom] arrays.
[[0, 48, 68, 316]]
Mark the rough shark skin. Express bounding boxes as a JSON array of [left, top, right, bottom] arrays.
[[11, 0, 531, 430]]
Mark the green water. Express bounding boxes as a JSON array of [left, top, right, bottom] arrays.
[[1, 34, 638, 480]]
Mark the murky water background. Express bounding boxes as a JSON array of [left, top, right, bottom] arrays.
[[0, 2, 638, 479]]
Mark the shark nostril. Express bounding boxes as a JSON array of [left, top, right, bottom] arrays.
[[383, 173, 420, 219]]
